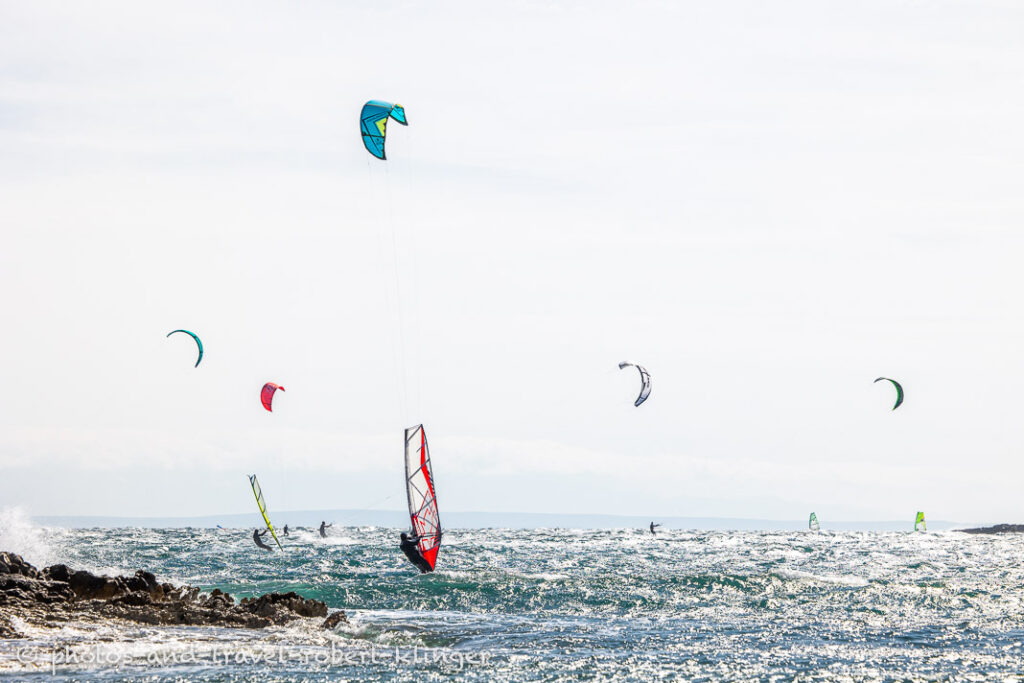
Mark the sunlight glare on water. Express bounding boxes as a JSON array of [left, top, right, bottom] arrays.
[[1, 526, 1023, 681]]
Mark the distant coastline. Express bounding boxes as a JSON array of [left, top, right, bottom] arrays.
[[31, 510, 973, 532], [956, 524, 1024, 534]]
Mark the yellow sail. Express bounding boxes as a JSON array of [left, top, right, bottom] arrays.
[[249, 474, 283, 549]]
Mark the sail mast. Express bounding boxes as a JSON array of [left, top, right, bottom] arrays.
[[249, 474, 284, 549]]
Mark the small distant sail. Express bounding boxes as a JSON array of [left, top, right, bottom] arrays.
[[809, 512, 820, 532], [874, 377, 904, 410], [405, 425, 441, 571], [914, 511, 926, 532], [618, 361, 652, 407], [249, 474, 283, 549]]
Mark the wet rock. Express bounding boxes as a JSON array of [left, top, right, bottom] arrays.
[[0, 552, 331, 638], [240, 592, 328, 620], [112, 591, 154, 607], [0, 574, 75, 606], [199, 588, 234, 611], [56, 568, 125, 601], [0, 553, 39, 579], [321, 610, 348, 630], [165, 585, 199, 603], [0, 614, 19, 639], [125, 570, 160, 596], [42, 564, 71, 583]]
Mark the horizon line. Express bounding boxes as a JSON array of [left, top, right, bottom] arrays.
[[27, 508, 994, 530]]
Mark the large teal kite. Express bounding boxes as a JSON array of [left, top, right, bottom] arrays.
[[360, 100, 407, 160]]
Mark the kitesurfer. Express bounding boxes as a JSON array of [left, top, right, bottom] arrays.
[[319, 521, 333, 538], [252, 529, 273, 551], [650, 522, 661, 535], [399, 532, 434, 573], [282, 525, 289, 536]]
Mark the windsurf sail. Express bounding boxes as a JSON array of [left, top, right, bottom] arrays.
[[809, 512, 820, 531], [249, 474, 283, 549], [914, 511, 926, 532], [618, 361, 651, 407], [404, 424, 441, 570]]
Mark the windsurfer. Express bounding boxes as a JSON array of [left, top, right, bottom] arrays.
[[253, 529, 273, 551], [400, 532, 434, 573]]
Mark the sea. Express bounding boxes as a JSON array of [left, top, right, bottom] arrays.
[[1, 518, 1023, 681]]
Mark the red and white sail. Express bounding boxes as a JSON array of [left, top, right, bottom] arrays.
[[404, 424, 441, 570]]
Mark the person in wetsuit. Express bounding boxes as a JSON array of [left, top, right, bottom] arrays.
[[282, 524, 289, 536], [319, 521, 333, 538], [650, 522, 661, 535], [253, 528, 273, 551], [399, 532, 435, 573]]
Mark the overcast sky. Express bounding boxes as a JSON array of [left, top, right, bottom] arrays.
[[2, 0, 1023, 523]]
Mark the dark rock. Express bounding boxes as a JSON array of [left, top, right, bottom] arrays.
[[0, 552, 333, 638], [958, 524, 1024, 534], [199, 589, 234, 610], [112, 591, 154, 607], [0, 584, 30, 606], [42, 580, 76, 603], [67, 570, 128, 601], [166, 585, 199, 603], [2, 576, 45, 604], [125, 570, 159, 595], [0, 553, 40, 579], [321, 610, 348, 630], [43, 564, 71, 583], [240, 592, 328, 619], [0, 614, 19, 639], [2, 574, 76, 605]]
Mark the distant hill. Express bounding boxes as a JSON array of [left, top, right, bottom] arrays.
[[957, 524, 1024, 534]]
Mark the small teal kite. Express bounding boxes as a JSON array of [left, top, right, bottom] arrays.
[[874, 377, 903, 410], [167, 329, 203, 367], [360, 100, 407, 160]]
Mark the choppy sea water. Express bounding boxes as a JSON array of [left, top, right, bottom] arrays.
[[1, 523, 1024, 681]]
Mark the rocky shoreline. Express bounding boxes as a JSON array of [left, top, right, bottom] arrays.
[[956, 524, 1024, 534], [0, 551, 345, 639]]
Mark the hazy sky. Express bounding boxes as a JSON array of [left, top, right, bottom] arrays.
[[2, 0, 1023, 522]]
